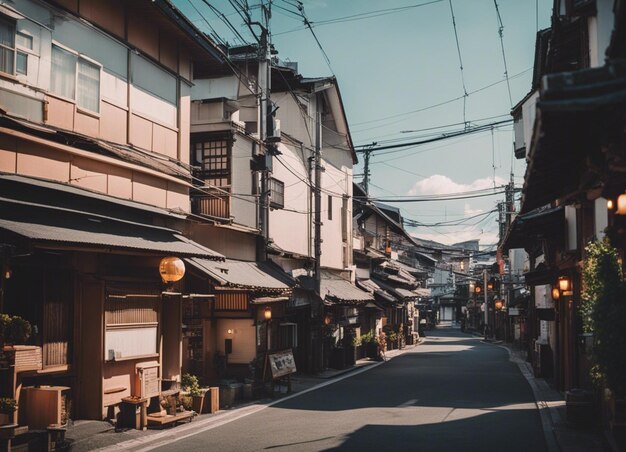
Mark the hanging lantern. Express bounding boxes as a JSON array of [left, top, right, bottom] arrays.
[[324, 313, 332, 325], [264, 306, 272, 321], [607, 199, 615, 210], [475, 286, 482, 294], [551, 286, 561, 301], [558, 276, 572, 293], [617, 193, 626, 215], [159, 257, 185, 283], [494, 299, 503, 310]]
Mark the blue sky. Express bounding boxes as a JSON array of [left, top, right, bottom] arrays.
[[175, 0, 553, 247]]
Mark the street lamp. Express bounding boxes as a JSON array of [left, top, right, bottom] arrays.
[[264, 306, 272, 354], [264, 306, 272, 321]]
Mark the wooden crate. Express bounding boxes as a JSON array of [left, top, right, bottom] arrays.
[[2, 346, 42, 373]]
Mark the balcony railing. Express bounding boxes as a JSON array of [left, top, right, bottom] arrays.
[[191, 188, 230, 220]]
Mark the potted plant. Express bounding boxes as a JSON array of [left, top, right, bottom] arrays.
[[361, 332, 377, 359], [0, 398, 17, 425], [0, 314, 10, 347], [4, 316, 31, 345], [182, 373, 204, 414]]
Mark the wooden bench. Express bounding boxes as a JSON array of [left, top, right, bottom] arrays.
[[146, 410, 193, 428]]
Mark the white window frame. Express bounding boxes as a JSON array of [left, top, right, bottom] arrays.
[[0, 14, 16, 76], [50, 42, 102, 115]]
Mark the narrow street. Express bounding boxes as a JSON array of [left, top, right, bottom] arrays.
[[153, 326, 546, 452]]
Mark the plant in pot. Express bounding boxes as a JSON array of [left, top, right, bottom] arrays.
[[182, 373, 204, 414], [4, 316, 31, 345], [0, 398, 17, 425], [0, 314, 10, 347], [580, 239, 626, 428]]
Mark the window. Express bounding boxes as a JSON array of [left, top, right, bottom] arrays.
[[193, 138, 230, 186], [269, 178, 285, 209], [105, 291, 159, 360], [50, 44, 101, 113], [0, 15, 15, 74], [328, 195, 333, 220]]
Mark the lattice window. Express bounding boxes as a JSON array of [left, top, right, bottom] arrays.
[[194, 138, 231, 187]]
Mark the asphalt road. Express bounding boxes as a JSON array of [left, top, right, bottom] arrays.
[[153, 326, 547, 452]]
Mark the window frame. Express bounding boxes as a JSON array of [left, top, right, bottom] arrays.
[[269, 177, 285, 209], [50, 42, 102, 115], [0, 14, 16, 76]]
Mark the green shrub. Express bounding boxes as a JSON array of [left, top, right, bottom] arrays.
[[181, 373, 201, 397], [0, 398, 17, 414], [580, 238, 626, 397]]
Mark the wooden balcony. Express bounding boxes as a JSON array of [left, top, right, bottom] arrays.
[[191, 188, 230, 220]]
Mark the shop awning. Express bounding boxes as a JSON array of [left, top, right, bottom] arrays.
[[413, 288, 432, 297], [0, 197, 223, 259], [521, 60, 626, 213], [501, 206, 564, 252], [321, 270, 374, 306], [357, 278, 396, 305], [186, 257, 294, 292], [371, 277, 418, 302]]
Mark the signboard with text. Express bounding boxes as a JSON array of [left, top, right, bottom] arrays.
[[268, 349, 297, 379]]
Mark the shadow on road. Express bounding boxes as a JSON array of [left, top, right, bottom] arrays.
[[321, 409, 546, 452]]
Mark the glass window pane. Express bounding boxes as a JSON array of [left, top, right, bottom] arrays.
[[16, 32, 32, 50], [0, 46, 14, 74], [51, 46, 76, 99], [77, 58, 100, 112], [0, 16, 15, 49], [16, 51, 26, 75]]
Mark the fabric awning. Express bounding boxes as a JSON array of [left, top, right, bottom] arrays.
[[321, 270, 374, 306], [186, 258, 294, 292], [0, 197, 222, 259]]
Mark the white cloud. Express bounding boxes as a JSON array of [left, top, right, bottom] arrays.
[[464, 202, 484, 216], [411, 229, 499, 248], [407, 174, 507, 196]]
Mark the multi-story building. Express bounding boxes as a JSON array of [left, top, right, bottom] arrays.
[[0, 0, 227, 420]]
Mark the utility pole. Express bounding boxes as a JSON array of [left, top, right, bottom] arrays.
[[313, 107, 323, 373], [361, 143, 376, 195], [256, 2, 272, 262]]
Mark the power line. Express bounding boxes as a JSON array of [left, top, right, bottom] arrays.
[[272, 0, 443, 36], [350, 67, 530, 130], [354, 187, 508, 203], [493, 0, 513, 107], [355, 119, 513, 155], [448, 0, 469, 126]]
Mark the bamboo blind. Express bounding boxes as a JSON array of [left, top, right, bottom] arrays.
[[214, 292, 248, 311], [105, 298, 158, 326]]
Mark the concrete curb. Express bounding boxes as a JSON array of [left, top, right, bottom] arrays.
[[94, 346, 417, 452]]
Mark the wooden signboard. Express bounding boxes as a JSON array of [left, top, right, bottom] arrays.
[[268, 350, 297, 379], [135, 362, 160, 399]]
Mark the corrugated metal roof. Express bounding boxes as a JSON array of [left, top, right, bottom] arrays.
[[357, 278, 396, 304], [186, 258, 294, 291], [320, 270, 374, 305], [0, 215, 221, 258]]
